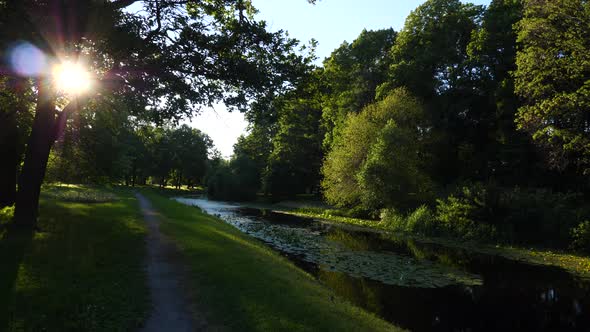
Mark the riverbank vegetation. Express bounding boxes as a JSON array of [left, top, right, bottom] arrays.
[[0, 185, 148, 331], [141, 189, 401, 331], [273, 206, 590, 279], [204, 0, 590, 255]]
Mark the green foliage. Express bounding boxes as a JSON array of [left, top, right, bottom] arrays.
[[515, 0, 590, 173], [388, 0, 483, 98], [265, 97, 324, 197], [381, 206, 437, 235], [406, 206, 436, 234], [435, 194, 497, 241], [46, 103, 213, 188], [0, 206, 14, 225], [322, 88, 431, 210], [431, 184, 590, 247], [570, 221, 590, 253], [380, 208, 406, 232], [500, 188, 588, 246], [322, 28, 397, 148], [358, 121, 434, 211], [206, 151, 259, 201]]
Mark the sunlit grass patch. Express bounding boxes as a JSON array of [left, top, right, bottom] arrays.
[[42, 184, 119, 203]]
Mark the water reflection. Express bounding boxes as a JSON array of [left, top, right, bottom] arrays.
[[175, 197, 590, 331]]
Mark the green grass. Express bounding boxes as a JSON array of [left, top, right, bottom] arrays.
[[141, 190, 402, 332], [0, 186, 149, 332], [42, 183, 119, 203], [288, 207, 384, 229]]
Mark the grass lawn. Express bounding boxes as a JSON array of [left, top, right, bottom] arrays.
[[141, 190, 402, 332], [0, 186, 149, 332]]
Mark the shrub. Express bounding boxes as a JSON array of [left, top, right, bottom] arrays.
[[435, 194, 497, 241], [570, 221, 590, 253], [380, 208, 407, 232], [435, 183, 589, 247], [380, 205, 436, 235], [405, 205, 436, 234], [0, 206, 14, 225], [500, 188, 588, 247]]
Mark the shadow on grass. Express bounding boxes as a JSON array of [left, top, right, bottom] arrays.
[[0, 189, 149, 332], [0, 226, 33, 330]]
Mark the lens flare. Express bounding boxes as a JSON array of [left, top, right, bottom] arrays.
[[52, 61, 93, 95], [8, 42, 47, 77]]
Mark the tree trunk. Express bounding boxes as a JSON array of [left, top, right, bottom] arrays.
[[14, 83, 57, 228], [0, 111, 18, 208], [131, 162, 136, 187]]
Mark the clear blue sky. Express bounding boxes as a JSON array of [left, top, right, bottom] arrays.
[[190, 0, 492, 157]]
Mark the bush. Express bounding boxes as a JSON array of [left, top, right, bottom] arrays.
[[406, 205, 436, 234], [435, 195, 497, 241], [0, 206, 14, 225], [380, 208, 406, 232], [499, 188, 587, 247], [433, 183, 589, 247], [380, 205, 436, 235], [379, 182, 590, 250], [570, 221, 590, 253]]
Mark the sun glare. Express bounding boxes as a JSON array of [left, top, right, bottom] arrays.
[[52, 61, 93, 95]]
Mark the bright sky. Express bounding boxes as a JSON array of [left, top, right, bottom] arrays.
[[187, 0, 492, 158]]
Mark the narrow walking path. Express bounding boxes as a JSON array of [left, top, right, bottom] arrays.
[[136, 193, 202, 332]]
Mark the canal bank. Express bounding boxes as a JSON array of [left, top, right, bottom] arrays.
[[175, 195, 590, 332], [141, 190, 401, 332]]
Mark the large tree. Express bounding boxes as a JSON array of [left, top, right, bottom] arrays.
[[1, 0, 312, 227], [514, 0, 590, 175], [322, 88, 430, 210], [321, 28, 396, 149]]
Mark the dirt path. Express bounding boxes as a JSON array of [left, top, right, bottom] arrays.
[[136, 193, 204, 332]]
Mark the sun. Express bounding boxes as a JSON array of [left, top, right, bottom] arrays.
[[52, 61, 93, 95]]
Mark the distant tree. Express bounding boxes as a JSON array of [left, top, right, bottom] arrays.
[[206, 140, 260, 201], [514, 0, 590, 175], [168, 125, 212, 189]]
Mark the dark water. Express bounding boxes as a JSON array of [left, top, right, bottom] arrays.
[[175, 198, 590, 332]]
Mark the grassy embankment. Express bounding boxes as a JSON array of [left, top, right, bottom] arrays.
[[141, 189, 402, 332], [254, 205, 590, 279], [1, 185, 401, 331], [0, 185, 149, 332]]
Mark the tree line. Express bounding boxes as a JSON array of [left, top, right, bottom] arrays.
[[213, 0, 590, 251]]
